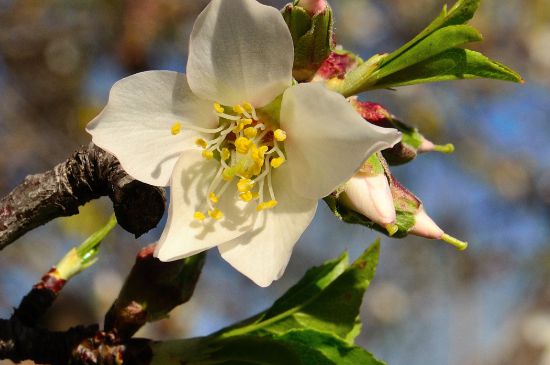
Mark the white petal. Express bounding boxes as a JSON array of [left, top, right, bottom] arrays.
[[155, 150, 257, 261], [86, 71, 217, 187], [187, 0, 293, 107], [219, 165, 318, 287], [281, 83, 402, 199], [342, 173, 396, 226]]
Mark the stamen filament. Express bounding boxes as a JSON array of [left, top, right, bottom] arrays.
[[178, 122, 226, 134], [215, 112, 241, 121]]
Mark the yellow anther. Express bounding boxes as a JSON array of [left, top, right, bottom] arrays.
[[252, 192, 260, 200], [240, 191, 253, 202], [243, 102, 254, 113], [233, 118, 253, 134], [222, 168, 235, 181], [202, 150, 214, 160], [209, 192, 219, 204], [171, 122, 182, 135], [237, 178, 254, 193], [214, 103, 225, 114], [270, 157, 286, 169], [244, 127, 258, 139], [235, 137, 252, 154], [195, 138, 208, 148], [256, 200, 278, 211], [233, 105, 246, 114], [193, 211, 206, 221], [221, 148, 231, 161], [208, 209, 224, 220], [274, 129, 287, 142]]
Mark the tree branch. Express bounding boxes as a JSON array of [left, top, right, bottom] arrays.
[[0, 318, 98, 365], [0, 143, 166, 250]]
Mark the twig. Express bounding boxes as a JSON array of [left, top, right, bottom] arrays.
[[0, 143, 166, 250], [0, 317, 99, 365]]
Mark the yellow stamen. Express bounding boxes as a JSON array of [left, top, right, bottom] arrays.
[[221, 148, 231, 161], [270, 157, 285, 169], [222, 168, 235, 181], [171, 122, 182, 135], [209, 192, 219, 204], [274, 129, 287, 142], [257, 200, 278, 211], [233, 118, 253, 133], [237, 178, 254, 193], [240, 191, 253, 202], [235, 137, 252, 154], [214, 103, 225, 114], [208, 209, 224, 220], [243, 102, 254, 113], [202, 150, 214, 160], [195, 138, 208, 148], [194, 211, 206, 221], [244, 127, 258, 139], [233, 105, 246, 114]]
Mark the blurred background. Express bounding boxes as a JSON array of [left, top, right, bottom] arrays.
[[0, 0, 548, 364]]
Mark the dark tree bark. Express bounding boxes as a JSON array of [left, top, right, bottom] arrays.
[[0, 143, 166, 250]]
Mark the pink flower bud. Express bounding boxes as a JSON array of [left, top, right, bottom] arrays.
[[315, 52, 359, 80], [418, 138, 455, 154], [409, 207, 444, 239], [351, 100, 393, 127], [342, 173, 397, 230], [409, 207, 468, 250], [297, 0, 328, 15]]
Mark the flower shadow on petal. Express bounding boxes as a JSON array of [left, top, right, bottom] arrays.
[[174, 154, 259, 242]]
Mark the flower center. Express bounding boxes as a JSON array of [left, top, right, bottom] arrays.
[[170, 101, 287, 222]]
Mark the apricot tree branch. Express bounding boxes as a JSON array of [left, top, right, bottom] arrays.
[[0, 143, 166, 250]]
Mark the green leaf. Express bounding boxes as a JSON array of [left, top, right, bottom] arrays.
[[218, 252, 349, 335], [376, 24, 482, 79], [373, 48, 523, 89], [218, 243, 381, 343], [151, 330, 385, 365], [265, 252, 349, 318], [151, 336, 331, 365], [279, 330, 386, 365], [333, 0, 522, 96], [381, 0, 480, 66]]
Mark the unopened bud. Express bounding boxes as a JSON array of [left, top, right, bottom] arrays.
[[352, 100, 454, 165], [296, 0, 327, 15], [391, 175, 468, 250], [418, 139, 455, 154], [314, 50, 360, 81], [342, 172, 396, 232], [282, 1, 334, 81], [105, 243, 205, 339]]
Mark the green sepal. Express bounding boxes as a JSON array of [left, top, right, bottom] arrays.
[[282, 3, 334, 81], [361, 153, 385, 176], [324, 195, 413, 238]]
